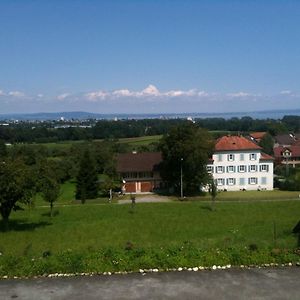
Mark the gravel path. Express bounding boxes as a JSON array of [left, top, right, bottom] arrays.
[[1, 267, 300, 299]]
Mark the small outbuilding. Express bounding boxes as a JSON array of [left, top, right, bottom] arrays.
[[116, 152, 163, 193]]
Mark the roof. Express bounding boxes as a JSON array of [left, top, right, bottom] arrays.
[[116, 152, 162, 173], [215, 135, 262, 152], [275, 134, 296, 146], [260, 152, 274, 160], [250, 132, 267, 140], [274, 146, 300, 158]]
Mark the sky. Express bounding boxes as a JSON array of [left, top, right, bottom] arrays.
[[0, 0, 300, 114]]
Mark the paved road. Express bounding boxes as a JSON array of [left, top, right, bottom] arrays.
[[1, 267, 300, 300]]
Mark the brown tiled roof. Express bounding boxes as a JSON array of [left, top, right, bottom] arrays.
[[250, 132, 267, 140], [260, 152, 274, 160], [215, 136, 261, 151], [116, 152, 162, 172]]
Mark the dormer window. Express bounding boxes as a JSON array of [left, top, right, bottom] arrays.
[[250, 153, 257, 160]]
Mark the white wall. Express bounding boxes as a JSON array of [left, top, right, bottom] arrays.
[[208, 150, 273, 191]]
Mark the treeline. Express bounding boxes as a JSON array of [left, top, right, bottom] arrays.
[[0, 115, 300, 143]]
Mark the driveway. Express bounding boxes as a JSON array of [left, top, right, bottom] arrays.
[[118, 194, 171, 204], [1, 267, 300, 300]]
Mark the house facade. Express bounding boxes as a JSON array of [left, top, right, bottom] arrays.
[[116, 152, 163, 193], [207, 136, 274, 191]]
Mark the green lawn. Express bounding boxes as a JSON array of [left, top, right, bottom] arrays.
[[2, 200, 300, 256], [0, 200, 300, 277]]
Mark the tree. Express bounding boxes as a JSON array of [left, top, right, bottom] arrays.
[[0, 160, 35, 230], [40, 176, 60, 217], [75, 149, 98, 203], [0, 140, 7, 158], [159, 123, 213, 195], [209, 178, 217, 211], [259, 133, 274, 155]]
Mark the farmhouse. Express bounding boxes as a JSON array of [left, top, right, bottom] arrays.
[[116, 135, 274, 193], [116, 152, 163, 193], [274, 145, 300, 167], [207, 136, 274, 191]]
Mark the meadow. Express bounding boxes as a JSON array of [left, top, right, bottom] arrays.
[[1, 200, 300, 276]]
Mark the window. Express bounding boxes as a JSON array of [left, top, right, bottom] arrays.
[[249, 177, 258, 185], [217, 166, 224, 173], [249, 165, 257, 172], [218, 154, 223, 162], [217, 178, 224, 186], [260, 164, 269, 172], [227, 166, 235, 173], [238, 165, 246, 172], [139, 172, 153, 178], [206, 165, 213, 173], [227, 178, 235, 185], [122, 172, 138, 179], [239, 178, 245, 185], [228, 154, 235, 161], [240, 153, 244, 161], [250, 153, 257, 160], [261, 177, 267, 185]]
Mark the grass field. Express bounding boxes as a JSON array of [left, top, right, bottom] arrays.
[[24, 135, 162, 151], [3, 200, 300, 254], [1, 200, 300, 276]]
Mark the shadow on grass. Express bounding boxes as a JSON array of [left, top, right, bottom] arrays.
[[0, 220, 52, 232], [200, 204, 213, 211], [41, 210, 60, 217]]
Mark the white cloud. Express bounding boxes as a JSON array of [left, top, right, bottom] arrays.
[[227, 92, 251, 98], [164, 89, 198, 97], [0, 90, 5, 96], [37, 93, 44, 98], [8, 91, 25, 97], [112, 89, 134, 97], [280, 90, 292, 95], [85, 90, 107, 101], [140, 84, 160, 96], [57, 93, 71, 100]]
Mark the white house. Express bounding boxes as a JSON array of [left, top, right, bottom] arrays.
[[207, 136, 274, 191]]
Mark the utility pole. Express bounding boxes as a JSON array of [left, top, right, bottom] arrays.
[[180, 158, 183, 199]]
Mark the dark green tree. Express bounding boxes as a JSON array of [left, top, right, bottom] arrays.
[[159, 123, 213, 195], [0, 140, 7, 158], [75, 149, 98, 203], [0, 160, 35, 230], [40, 176, 60, 217], [209, 178, 217, 211], [259, 133, 274, 155]]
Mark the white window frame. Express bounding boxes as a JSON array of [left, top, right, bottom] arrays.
[[228, 178, 235, 185], [217, 178, 224, 186], [228, 154, 235, 161], [250, 153, 257, 161], [249, 165, 257, 172], [227, 166, 235, 173], [260, 164, 268, 172], [206, 165, 213, 173], [218, 154, 223, 162], [217, 166, 224, 173], [249, 177, 258, 185], [238, 165, 246, 172], [240, 153, 244, 161]]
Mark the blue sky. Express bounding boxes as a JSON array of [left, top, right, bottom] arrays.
[[0, 0, 300, 114]]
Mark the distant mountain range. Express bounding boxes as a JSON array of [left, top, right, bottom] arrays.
[[0, 109, 300, 121]]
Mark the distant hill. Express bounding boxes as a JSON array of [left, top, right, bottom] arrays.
[[0, 109, 300, 121]]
